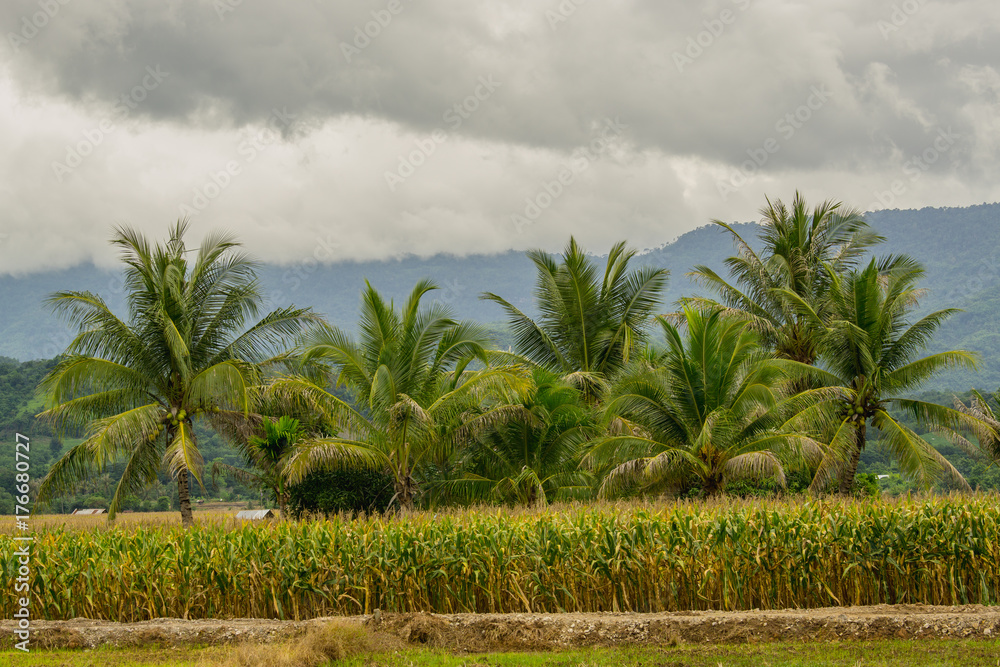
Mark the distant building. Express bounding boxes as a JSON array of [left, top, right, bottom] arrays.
[[235, 509, 277, 520], [71, 508, 107, 515]]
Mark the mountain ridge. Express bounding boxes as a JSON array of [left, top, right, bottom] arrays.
[[2, 201, 997, 391]]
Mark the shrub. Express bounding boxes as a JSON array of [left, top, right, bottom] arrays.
[[79, 495, 108, 510], [853, 473, 881, 498], [287, 468, 394, 519]]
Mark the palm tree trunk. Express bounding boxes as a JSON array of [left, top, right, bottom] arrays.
[[178, 468, 194, 528], [702, 475, 723, 498], [395, 473, 415, 511], [838, 421, 866, 495]]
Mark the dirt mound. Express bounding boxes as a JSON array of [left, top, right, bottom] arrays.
[[367, 605, 1000, 651], [0, 617, 312, 651], [3, 605, 998, 652]]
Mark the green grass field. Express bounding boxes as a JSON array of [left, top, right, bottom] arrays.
[[5, 639, 1000, 667]]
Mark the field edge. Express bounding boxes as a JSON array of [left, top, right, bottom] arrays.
[[2, 604, 999, 653]]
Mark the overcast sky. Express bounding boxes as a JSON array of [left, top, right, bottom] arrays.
[[1, 0, 998, 275]]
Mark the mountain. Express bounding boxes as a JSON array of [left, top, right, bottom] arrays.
[[1, 202, 997, 391]]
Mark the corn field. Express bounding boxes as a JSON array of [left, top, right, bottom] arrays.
[[3, 496, 999, 621]]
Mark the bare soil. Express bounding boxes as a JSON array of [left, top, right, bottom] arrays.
[[3, 605, 999, 653]]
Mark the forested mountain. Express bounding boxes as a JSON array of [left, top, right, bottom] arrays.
[[0, 202, 997, 390]]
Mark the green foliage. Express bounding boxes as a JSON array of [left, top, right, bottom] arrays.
[[0, 489, 14, 515], [281, 278, 526, 510], [0, 356, 57, 436], [213, 415, 305, 513], [428, 369, 596, 506], [590, 308, 824, 498], [792, 257, 977, 493], [80, 495, 108, 510], [719, 470, 814, 498], [852, 473, 881, 498], [483, 237, 669, 402], [5, 215, 1000, 512], [35, 222, 320, 525], [287, 468, 395, 518], [687, 192, 879, 365]]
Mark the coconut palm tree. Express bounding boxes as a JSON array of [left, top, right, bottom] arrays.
[[36, 221, 319, 526], [270, 279, 529, 510], [780, 257, 977, 493], [586, 308, 825, 498], [212, 415, 303, 515], [949, 390, 1000, 464], [428, 369, 595, 506], [483, 238, 669, 403], [687, 192, 881, 365]]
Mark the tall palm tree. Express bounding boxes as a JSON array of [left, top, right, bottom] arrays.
[[270, 279, 529, 510], [587, 308, 825, 498], [36, 221, 319, 526], [687, 192, 881, 365], [212, 415, 303, 515], [483, 238, 669, 403], [429, 369, 595, 506], [781, 258, 977, 493]]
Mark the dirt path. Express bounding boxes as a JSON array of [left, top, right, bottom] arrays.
[[3, 605, 999, 652]]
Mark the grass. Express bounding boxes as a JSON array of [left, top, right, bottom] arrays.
[[4, 640, 1000, 667], [0, 645, 230, 666], [342, 641, 1000, 666]]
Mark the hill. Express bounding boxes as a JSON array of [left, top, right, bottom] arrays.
[[0, 202, 997, 390]]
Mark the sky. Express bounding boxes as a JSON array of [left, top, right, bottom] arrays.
[[1, 0, 998, 275]]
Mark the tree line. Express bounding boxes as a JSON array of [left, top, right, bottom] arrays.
[[33, 194, 1000, 526]]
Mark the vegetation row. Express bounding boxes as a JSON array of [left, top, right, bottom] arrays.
[[16, 192, 1000, 526], [3, 497, 998, 620]]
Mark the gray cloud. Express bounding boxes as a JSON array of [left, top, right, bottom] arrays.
[[0, 0, 998, 274]]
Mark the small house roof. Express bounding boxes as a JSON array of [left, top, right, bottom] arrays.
[[72, 508, 107, 515], [235, 509, 276, 520]]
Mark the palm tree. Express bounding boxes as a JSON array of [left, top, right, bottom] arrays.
[[950, 390, 1000, 464], [270, 279, 529, 510], [587, 308, 825, 498], [483, 238, 669, 403], [212, 415, 303, 515], [781, 258, 977, 493], [429, 369, 595, 506], [36, 222, 319, 526], [687, 192, 881, 365]]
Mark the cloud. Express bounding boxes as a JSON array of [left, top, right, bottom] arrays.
[[0, 0, 998, 274]]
